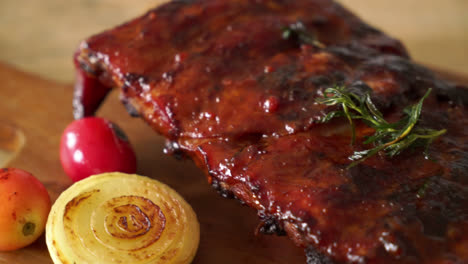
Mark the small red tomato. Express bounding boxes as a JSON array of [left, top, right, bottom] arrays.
[[60, 117, 137, 182], [0, 168, 51, 251]]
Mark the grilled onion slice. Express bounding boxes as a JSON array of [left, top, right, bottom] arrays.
[[46, 173, 199, 264]]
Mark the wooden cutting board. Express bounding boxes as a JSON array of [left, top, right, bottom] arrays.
[[0, 62, 466, 264], [0, 62, 305, 264]]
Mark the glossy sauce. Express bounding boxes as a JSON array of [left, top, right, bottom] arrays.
[[73, 0, 468, 263]]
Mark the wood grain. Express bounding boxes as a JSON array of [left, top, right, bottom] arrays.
[[0, 63, 305, 264], [0, 1, 467, 262], [0, 61, 466, 263]]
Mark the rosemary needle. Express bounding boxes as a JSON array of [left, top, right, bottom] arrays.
[[316, 86, 446, 168], [282, 21, 326, 48]]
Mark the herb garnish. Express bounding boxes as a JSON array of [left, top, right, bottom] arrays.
[[282, 21, 325, 48], [316, 86, 446, 167]]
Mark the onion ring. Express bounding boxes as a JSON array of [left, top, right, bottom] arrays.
[[46, 173, 199, 264]]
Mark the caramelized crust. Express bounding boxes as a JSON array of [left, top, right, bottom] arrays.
[[74, 0, 409, 138], [73, 0, 468, 263]]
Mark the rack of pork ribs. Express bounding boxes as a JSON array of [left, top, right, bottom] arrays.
[[72, 0, 468, 263]]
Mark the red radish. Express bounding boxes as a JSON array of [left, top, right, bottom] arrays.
[[60, 117, 136, 182]]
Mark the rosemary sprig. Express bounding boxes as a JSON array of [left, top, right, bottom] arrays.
[[316, 86, 446, 168], [282, 21, 325, 48]]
